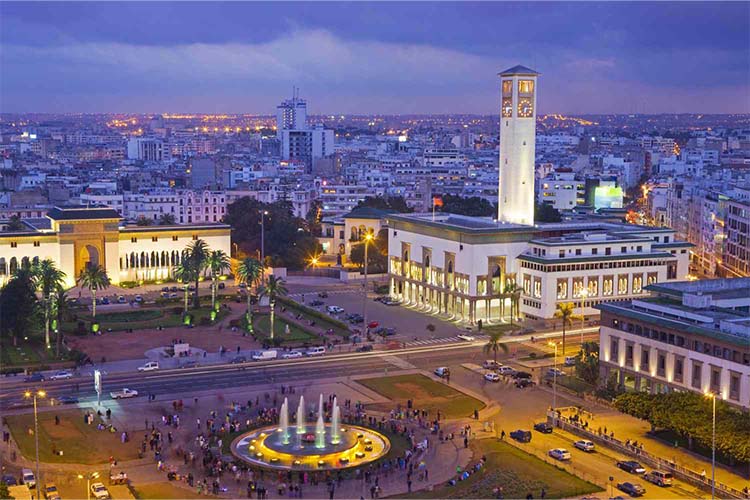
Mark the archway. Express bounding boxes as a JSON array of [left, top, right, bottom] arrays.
[[82, 245, 100, 269]]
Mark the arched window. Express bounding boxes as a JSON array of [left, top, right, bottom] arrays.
[[0, 257, 6, 275], [140, 252, 146, 268], [151, 251, 157, 268], [32, 256, 39, 266], [21, 257, 30, 269], [492, 265, 502, 292], [447, 261, 453, 274], [10, 257, 18, 274], [351, 227, 358, 241], [161, 251, 167, 267], [130, 252, 136, 268]]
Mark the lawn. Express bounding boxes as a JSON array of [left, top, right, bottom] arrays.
[[63, 306, 228, 333], [278, 297, 351, 337], [357, 374, 485, 420], [252, 314, 320, 345], [5, 408, 143, 465], [0, 339, 75, 370], [405, 439, 602, 499]]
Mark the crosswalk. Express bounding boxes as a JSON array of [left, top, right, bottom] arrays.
[[403, 334, 489, 347], [288, 289, 361, 299]]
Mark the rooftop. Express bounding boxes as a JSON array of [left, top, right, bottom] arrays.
[[386, 212, 536, 234], [498, 64, 540, 76], [342, 206, 397, 220], [47, 205, 121, 221]]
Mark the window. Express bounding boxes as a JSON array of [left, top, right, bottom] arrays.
[[575, 249, 582, 256], [172, 236, 178, 241], [617, 275, 628, 295], [603, 275, 614, 296], [691, 361, 702, 389], [559, 250, 565, 258], [621, 246, 627, 253], [640, 348, 650, 371], [674, 357, 684, 383], [10, 242, 17, 248], [729, 372, 741, 401], [502, 80, 512, 95], [710, 366, 721, 393], [131, 237, 137, 243], [625, 344, 634, 367], [636, 245, 643, 252], [588, 279, 598, 297], [610, 337, 619, 361], [518, 80, 534, 94], [592, 248, 598, 255], [632, 274, 643, 294], [192, 234, 198, 241], [556, 278, 568, 299], [657, 353, 666, 377], [572, 277, 585, 298], [605, 247, 611, 255], [533, 277, 542, 299], [647, 272, 658, 286]]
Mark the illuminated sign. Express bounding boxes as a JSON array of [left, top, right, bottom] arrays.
[[594, 186, 624, 209]]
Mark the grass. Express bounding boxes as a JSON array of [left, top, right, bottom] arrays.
[[481, 323, 519, 335], [132, 483, 212, 499], [62, 306, 228, 333], [0, 339, 75, 370], [404, 439, 602, 499], [253, 314, 320, 344], [5, 408, 143, 465], [277, 297, 351, 337], [357, 374, 485, 420], [94, 309, 164, 323]]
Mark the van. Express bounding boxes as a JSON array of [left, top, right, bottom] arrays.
[[21, 469, 35, 489], [645, 470, 673, 487], [251, 350, 278, 361], [306, 346, 326, 357]]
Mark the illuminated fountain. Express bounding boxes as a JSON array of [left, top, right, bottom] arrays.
[[232, 393, 390, 471]]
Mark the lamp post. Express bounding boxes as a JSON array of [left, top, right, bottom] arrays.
[[579, 287, 589, 347], [78, 471, 99, 500], [548, 341, 558, 415], [24, 389, 46, 500], [260, 210, 269, 282], [705, 391, 716, 500], [363, 232, 374, 336]]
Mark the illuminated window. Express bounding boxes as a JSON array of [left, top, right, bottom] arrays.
[[518, 80, 534, 94], [632, 275, 643, 294], [618, 275, 628, 295], [502, 80, 512, 95], [572, 277, 584, 298], [556, 278, 568, 299], [603, 275, 614, 296]]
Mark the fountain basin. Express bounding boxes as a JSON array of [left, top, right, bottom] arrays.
[[231, 424, 390, 471]]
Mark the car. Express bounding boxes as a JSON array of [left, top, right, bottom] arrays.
[[548, 448, 571, 461], [218, 282, 226, 289], [281, 351, 304, 359], [546, 368, 566, 378], [57, 395, 79, 405], [110, 388, 139, 399], [512, 371, 533, 380], [346, 313, 363, 322], [383, 299, 400, 306], [367, 321, 379, 329], [509, 429, 531, 443], [375, 327, 396, 336], [134, 295, 143, 303], [533, 422, 553, 434], [229, 355, 247, 364], [160, 291, 169, 298], [434, 367, 450, 378], [169, 292, 178, 299], [457, 334, 475, 341], [644, 470, 673, 487], [326, 305, 345, 314], [161, 287, 170, 292], [170, 286, 178, 292], [484, 372, 500, 382], [374, 296, 388, 303], [238, 282, 247, 289], [1, 474, 17, 486], [49, 370, 72, 380], [617, 461, 646, 474], [515, 378, 534, 388], [309, 300, 324, 307], [188, 285, 196, 291], [317, 292, 329, 298], [101, 297, 110, 305], [137, 361, 159, 372], [483, 360, 501, 370], [616, 482, 645, 497], [356, 345, 373, 353], [564, 356, 577, 366], [117, 295, 126, 304], [24, 373, 45, 383], [574, 440, 595, 452], [22, 469, 36, 489], [306, 346, 326, 356], [44, 483, 61, 500], [252, 350, 278, 361], [179, 360, 198, 369], [497, 366, 515, 376], [90, 482, 110, 499]]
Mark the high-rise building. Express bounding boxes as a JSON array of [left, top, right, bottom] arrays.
[[127, 137, 171, 162], [275, 91, 334, 170], [276, 90, 308, 136], [498, 65, 539, 226]]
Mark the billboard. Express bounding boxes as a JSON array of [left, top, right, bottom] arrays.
[[594, 186, 624, 209]]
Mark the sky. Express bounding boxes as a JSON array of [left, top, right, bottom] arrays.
[[1, 2, 748, 115]]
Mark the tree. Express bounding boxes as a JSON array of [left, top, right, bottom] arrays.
[[554, 302, 580, 357], [535, 203, 562, 223], [6, 214, 25, 232], [483, 330, 509, 363], [185, 239, 209, 308], [0, 480, 15, 500], [173, 264, 194, 314], [258, 276, 288, 340], [438, 194, 495, 217], [0, 268, 37, 347], [305, 199, 323, 236], [77, 264, 110, 319], [158, 213, 176, 225], [574, 341, 599, 385], [207, 250, 230, 312], [236, 258, 263, 333], [356, 195, 412, 213], [53, 287, 72, 357], [135, 216, 153, 226], [32, 259, 66, 349]]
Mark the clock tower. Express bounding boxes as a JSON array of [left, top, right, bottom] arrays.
[[497, 65, 539, 226]]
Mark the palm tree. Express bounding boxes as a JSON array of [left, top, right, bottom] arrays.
[[554, 302, 580, 356], [32, 259, 66, 349], [173, 264, 194, 315], [77, 264, 110, 319], [236, 258, 263, 332], [483, 330, 509, 364], [258, 275, 288, 340], [185, 239, 209, 308], [53, 287, 72, 357], [503, 283, 522, 327], [207, 250, 231, 312]]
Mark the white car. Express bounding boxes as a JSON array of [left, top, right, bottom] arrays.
[[457, 334, 475, 341], [117, 295, 126, 304], [137, 361, 159, 372], [547, 368, 566, 377], [49, 371, 72, 380], [110, 388, 139, 399], [497, 366, 515, 376], [548, 448, 571, 461], [90, 482, 110, 499], [483, 360, 501, 370], [434, 367, 450, 378], [281, 351, 304, 359], [134, 295, 143, 303], [484, 372, 500, 382], [574, 440, 595, 452], [326, 305, 345, 314]]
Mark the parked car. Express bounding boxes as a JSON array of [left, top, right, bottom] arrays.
[[137, 361, 159, 372], [306, 346, 326, 357], [376, 327, 396, 336], [49, 371, 72, 381], [238, 283, 246, 289], [457, 334, 475, 341], [509, 429, 531, 443], [160, 291, 169, 298], [617, 461, 646, 474], [533, 422, 553, 434], [43, 483, 61, 500], [117, 295, 126, 304], [218, 282, 226, 289], [374, 296, 388, 303], [512, 371, 533, 380], [434, 367, 450, 378], [170, 286, 178, 292], [644, 470, 673, 487], [24, 373, 44, 383], [230, 356, 247, 364], [281, 351, 304, 359], [484, 372, 500, 382], [326, 305, 345, 314], [546, 368, 566, 377], [57, 395, 79, 405], [1, 474, 17, 486], [134, 295, 143, 303], [161, 287, 170, 292], [101, 297, 110, 305], [548, 448, 571, 461], [574, 440, 595, 452], [616, 482, 645, 497], [179, 360, 199, 369], [90, 482, 110, 500], [367, 321, 379, 329], [252, 350, 278, 361], [317, 292, 329, 298], [22, 469, 36, 489], [347, 313, 364, 323], [483, 360, 501, 370], [356, 344, 373, 353], [169, 292, 178, 299], [564, 356, 577, 366], [310, 300, 324, 307], [383, 298, 400, 306], [110, 388, 139, 399], [515, 379, 534, 388]]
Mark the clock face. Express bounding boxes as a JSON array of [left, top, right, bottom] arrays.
[[518, 97, 533, 118], [502, 97, 513, 117]]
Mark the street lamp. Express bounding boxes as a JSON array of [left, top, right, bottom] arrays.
[[548, 341, 559, 416], [77, 471, 99, 500], [363, 232, 374, 336], [579, 287, 589, 346], [260, 210, 269, 284], [705, 391, 717, 500], [24, 389, 46, 500]]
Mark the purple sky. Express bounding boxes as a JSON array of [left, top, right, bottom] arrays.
[[1, 2, 748, 114]]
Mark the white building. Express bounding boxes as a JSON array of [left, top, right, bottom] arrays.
[[539, 171, 584, 210], [276, 92, 334, 168], [498, 65, 539, 225], [127, 137, 172, 162], [122, 190, 227, 224]]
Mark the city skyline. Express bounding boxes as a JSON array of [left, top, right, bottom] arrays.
[[1, 1, 749, 115]]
